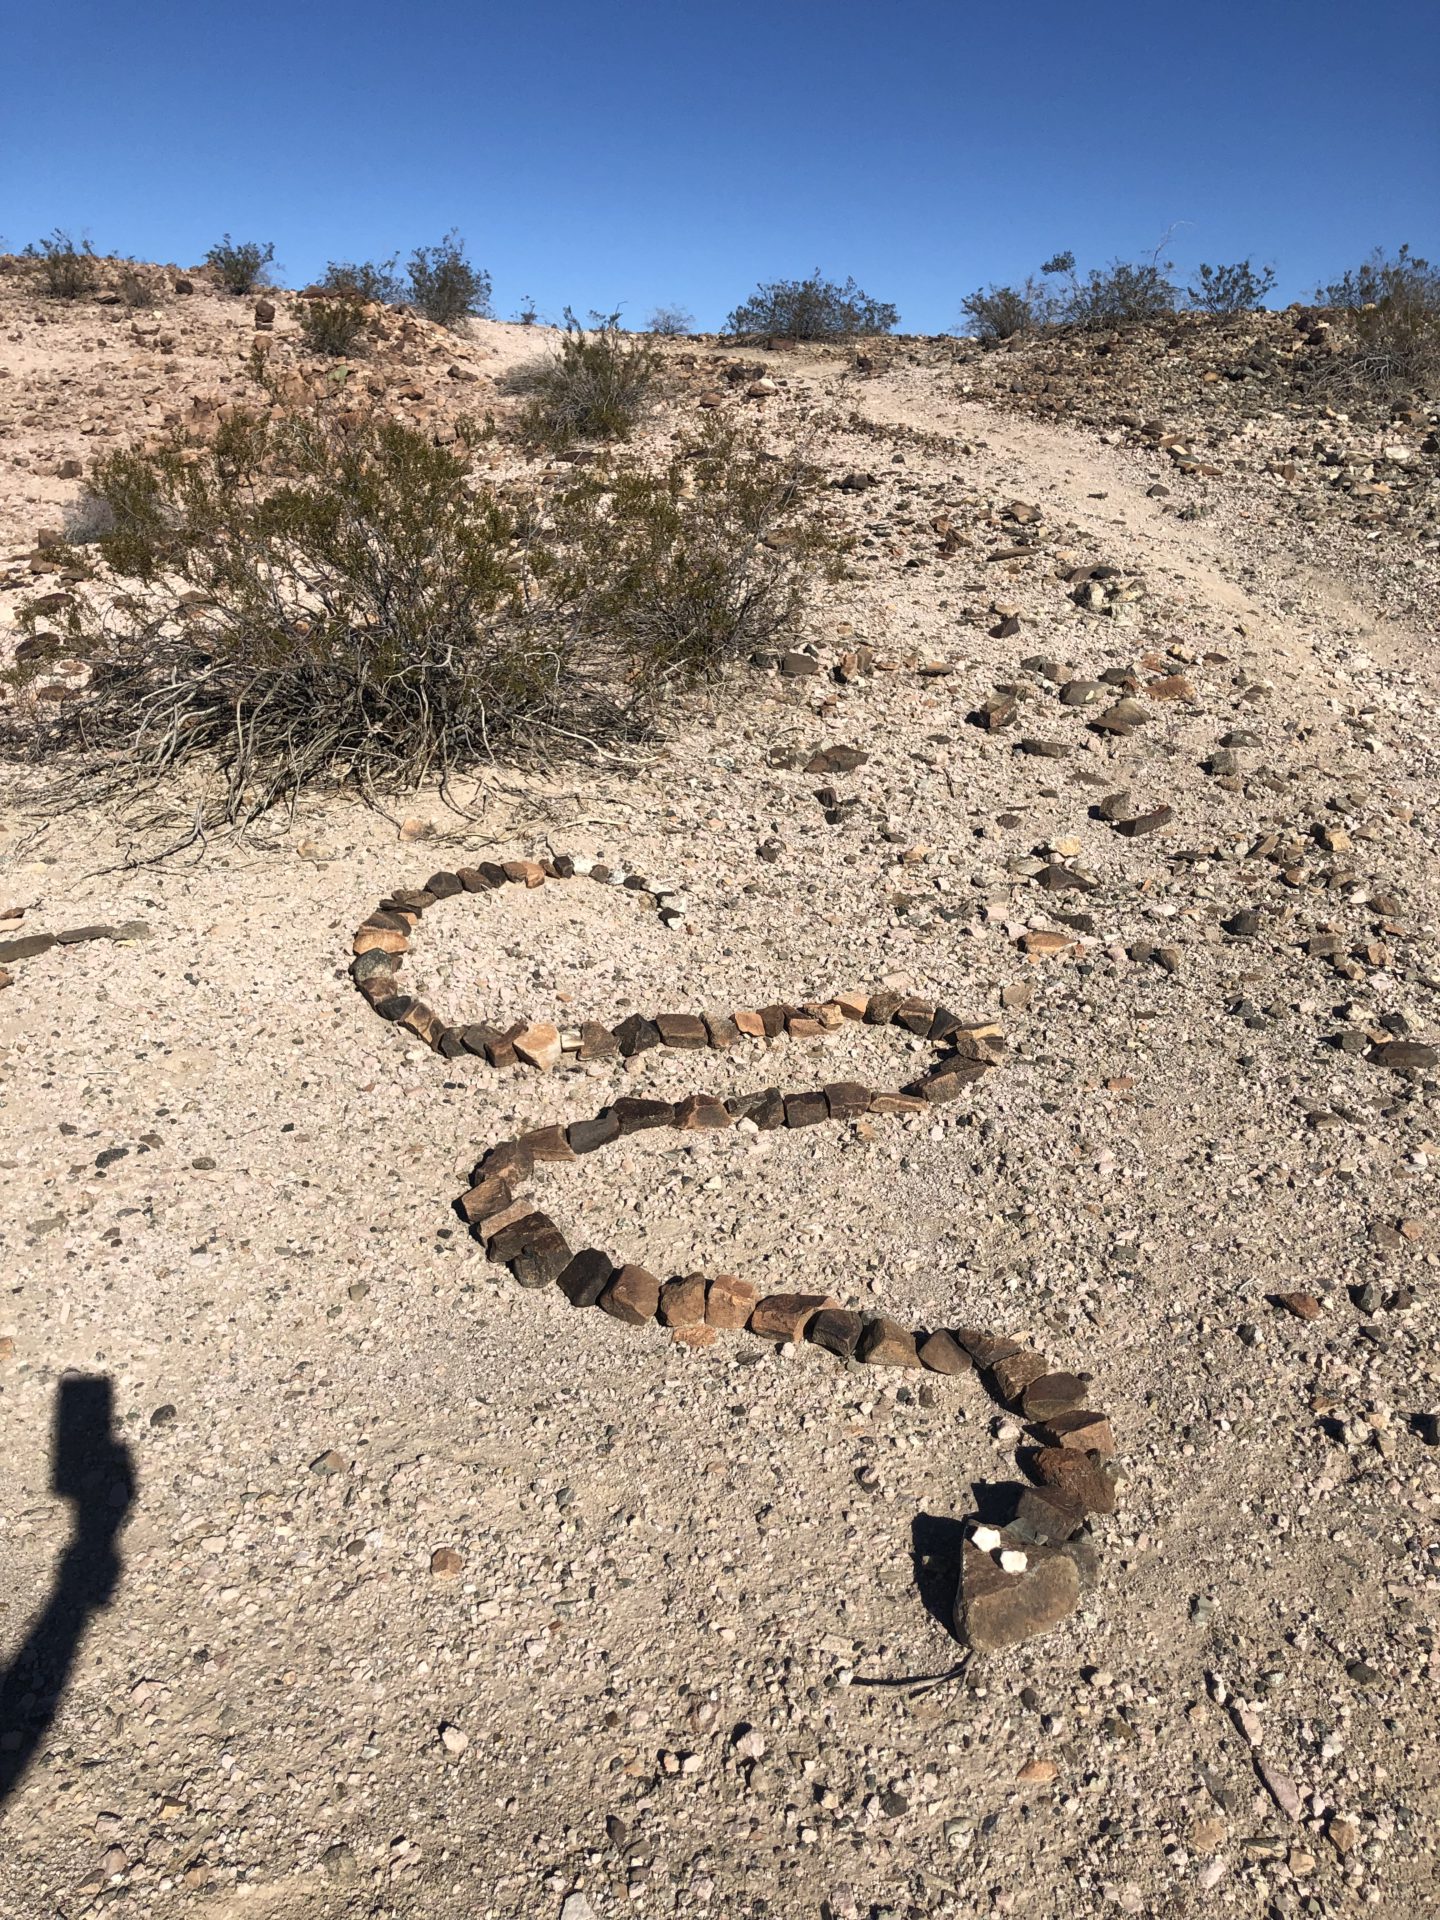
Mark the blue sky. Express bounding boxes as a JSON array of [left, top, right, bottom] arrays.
[[7, 0, 1437, 331]]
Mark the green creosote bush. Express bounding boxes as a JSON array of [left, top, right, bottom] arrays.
[[299, 296, 370, 357], [646, 304, 693, 336], [514, 310, 663, 449], [959, 278, 1055, 341], [1060, 257, 1177, 325], [24, 230, 99, 300], [204, 236, 276, 295], [1315, 245, 1440, 397], [726, 271, 899, 340], [407, 231, 491, 327], [1186, 260, 1277, 313], [320, 256, 404, 305], [12, 402, 831, 822]]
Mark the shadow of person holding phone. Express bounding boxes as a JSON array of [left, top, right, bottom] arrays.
[[0, 1375, 135, 1811]]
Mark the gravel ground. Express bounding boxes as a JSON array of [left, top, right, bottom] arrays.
[[1, 288, 1437, 1920]]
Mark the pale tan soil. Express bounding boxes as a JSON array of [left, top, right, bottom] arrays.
[[0, 273, 1437, 1920]]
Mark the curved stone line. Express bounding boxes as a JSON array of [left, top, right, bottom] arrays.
[[348, 855, 1119, 1651]]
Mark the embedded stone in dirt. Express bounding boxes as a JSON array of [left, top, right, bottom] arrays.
[[600, 1265, 661, 1325]]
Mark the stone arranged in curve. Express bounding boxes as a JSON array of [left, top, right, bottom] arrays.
[[348, 853, 1119, 1652]]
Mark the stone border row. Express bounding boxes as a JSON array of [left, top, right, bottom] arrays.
[[348, 856, 1120, 1650]]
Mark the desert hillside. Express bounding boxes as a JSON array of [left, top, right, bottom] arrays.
[[1, 263, 1438, 1920]]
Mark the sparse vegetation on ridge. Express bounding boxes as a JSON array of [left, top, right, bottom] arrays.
[[204, 235, 275, 294], [727, 271, 899, 340], [24, 230, 99, 300], [407, 231, 491, 327], [512, 310, 663, 449]]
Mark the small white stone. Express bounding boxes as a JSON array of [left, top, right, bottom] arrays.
[[999, 1549, 1029, 1575], [439, 1723, 469, 1754], [971, 1525, 1003, 1552]]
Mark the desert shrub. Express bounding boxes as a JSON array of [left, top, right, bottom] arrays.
[[115, 263, 159, 308], [647, 304, 693, 336], [1186, 260, 1277, 313], [15, 404, 831, 820], [407, 231, 491, 327], [61, 491, 118, 544], [515, 311, 662, 449], [514, 293, 539, 325], [960, 279, 1055, 341], [1316, 245, 1440, 396], [320, 256, 403, 304], [726, 271, 899, 340], [1060, 258, 1177, 325], [24, 230, 98, 300], [551, 422, 835, 691], [205, 236, 275, 294], [299, 297, 368, 357]]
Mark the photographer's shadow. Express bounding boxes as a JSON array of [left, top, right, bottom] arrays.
[[0, 1375, 135, 1811]]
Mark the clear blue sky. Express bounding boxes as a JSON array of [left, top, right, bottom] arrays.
[[8, 0, 1437, 331]]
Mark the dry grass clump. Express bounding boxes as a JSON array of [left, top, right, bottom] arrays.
[[9, 401, 832, 824]]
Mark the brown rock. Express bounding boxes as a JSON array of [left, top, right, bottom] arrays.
[[750, 1292, 838, 1343], [513, 1022, 562, 1070], [658, 1273, 707, 1327], [824, 1082, 872, 1121], [1012, 1485, 1087, 1546], [600, 1264, 661, 1325], [521, 1124, 575, 1163], [485, 1208, 556, 1261], [1020, 1372, 1091, 1420], [674, 1093, 731, 1130], [430, 1546, 463, 1578], [567, 1112, 622, 1154], [353, 926, 409, 955], [578, 1021, 620, 1059], [399, 1001, 445, 1047], [476, 1138, 535, 1184], [510, 1225, 572, 1288], [732, 1008, 767, 1038], [671, 1323, 718, 1349], [867, 1090, 928, 1115], [706, 1273, 760, 1328], [424, 871, 464, 899], [1273, 1290, 1323, 1322], [1370, 1039, 1438, 1072], [1033, 1409, 1116, 1456], [991, 1350, 1050, 1405], [955, 1535, 1080, 1650], [918, 1329, 973, 1374], [655, 1012, 709, 1048], [834, 990, 869, 1020], [956, 1328, 1023, 1368], [808, 1307, 865, 1361], [610, 1096, 676, 1132], [558, 1248, 615, 1309], [613, 1013, 662, 1056], [1030, 1447, 1117, 1514], [704, 1012, 742, 1049], [456, 1174, 514, 1227], [784, 1091, 829, 1128], [502, 859, 546, 887], [859, 1317, 921, 1367], [728, 1086, 785, 1129]]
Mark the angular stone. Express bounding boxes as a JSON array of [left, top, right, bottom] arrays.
[[1030, 1447, 1117, 1514], [351, 947, 402, 984], [706, 1273, 760, 1328], [372, 992, 417, 1024], [514, 1022, 562, 1071], [558, 1248, 615, 1309], [671, 1323, 718, 1349], [614, 1013, 662, 1057], [863, 990, 904, 1026], [578, 1021, 621, 1059], [893, 997, 936, 1035], [834, 990, 869, 1020], [727, 1087, 784, 1129], [732, 1008, 767, 1038], [477, 1138, 536, 1185], [521, 1124, 574, 1163], [456, 1174, 514, 1227], [460, 1023, 518, 1069], [859, 1317, 921, 1367], [600, 1264, 661, 1325], [568, 1112, 622, 1155], [1020, 1371, 1090, 1420], [911, 1055, 989, 1103], [354, 925, 409, 956], [704, 1013, 742, 1049], [655, 1012, 709, 1049], [486, 1209, 558, 1263], [658, 1273, 707, 1327], [1021, 929, 1072, 956], [808, 1307, 865, 1361], [674, 1094, 731, 1130], [383, 887, 436, 913], [749, 1292, 838, 1343], [918, 1329, 973, 1375], [456, 865, 500, 892], [956, 1328, 1023, 1368], [510, 1226, 571, 1288], [400, 1002, 446, 1048], [1370, 1040, 1438, 1073], [502, 859, 545, 887], [1272, 1290, 1322, 1321], [610, 1096, 675, 1133], [955, 1534, 1080, 1651], [824, 1082, 872, 1121], [991, 1350, 1050, 1404], [786, 1013, 824, 1038], [755, 1004, 789, 1038], [784, 1091, 828, 1128], [424, 871, 464, 899], [867, 1090, 928, 1115], [1116, 806, 1174, 838], [1033, 1409, 1115, 1456], [436, 1027, 467, 1058], [1011, 1485, 1086, 1546]]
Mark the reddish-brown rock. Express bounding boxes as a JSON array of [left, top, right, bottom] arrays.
[[706, 1273, 760, 1328], [750, 1292, 838, 1343], [600, 1265, 661, 1325]]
